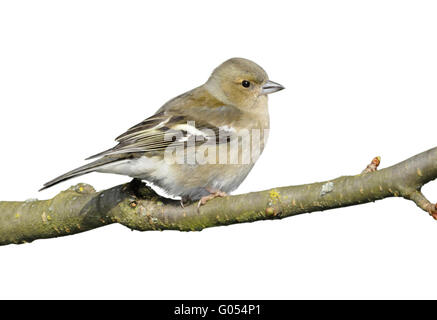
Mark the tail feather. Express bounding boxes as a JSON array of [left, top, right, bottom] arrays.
[[39, 157, 122, 191]]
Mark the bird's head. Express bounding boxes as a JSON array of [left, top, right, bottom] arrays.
[[205, 57, 284, 108]]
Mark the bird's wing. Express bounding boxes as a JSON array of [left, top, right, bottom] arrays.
[[85, 110, 232, 160]]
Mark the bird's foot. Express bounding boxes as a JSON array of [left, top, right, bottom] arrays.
[[197, 190, 228, 209], [180, 196, 191, 209]]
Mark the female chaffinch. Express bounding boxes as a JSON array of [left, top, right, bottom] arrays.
[[41, 58, 284, 206]]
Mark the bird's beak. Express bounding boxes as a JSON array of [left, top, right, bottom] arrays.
[[262, 80, 285, 95]]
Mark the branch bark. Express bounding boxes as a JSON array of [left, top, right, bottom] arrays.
[[1, 147, 437, 246]]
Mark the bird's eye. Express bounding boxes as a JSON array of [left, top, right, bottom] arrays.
[[242, 80, 251, 88]]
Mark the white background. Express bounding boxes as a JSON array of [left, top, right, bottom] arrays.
[[0, 0, 436, 299]]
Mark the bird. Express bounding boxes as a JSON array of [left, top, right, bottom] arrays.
[[40, 58, 285, 206]]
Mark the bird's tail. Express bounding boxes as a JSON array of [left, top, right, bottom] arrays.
[[39, 157, 122, 191]]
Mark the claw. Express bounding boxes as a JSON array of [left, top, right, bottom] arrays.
[[180, 196, 190, 209]]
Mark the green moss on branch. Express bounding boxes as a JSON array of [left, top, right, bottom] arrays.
[[1, 147, 437, 246]]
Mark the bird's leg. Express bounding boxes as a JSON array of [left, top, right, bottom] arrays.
[[197, 188, 228, 208]]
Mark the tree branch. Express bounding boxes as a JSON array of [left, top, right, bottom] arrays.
[[1, 146, 437, 246]]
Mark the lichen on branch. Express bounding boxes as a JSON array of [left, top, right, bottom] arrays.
[[1, 146, 437, 246]]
